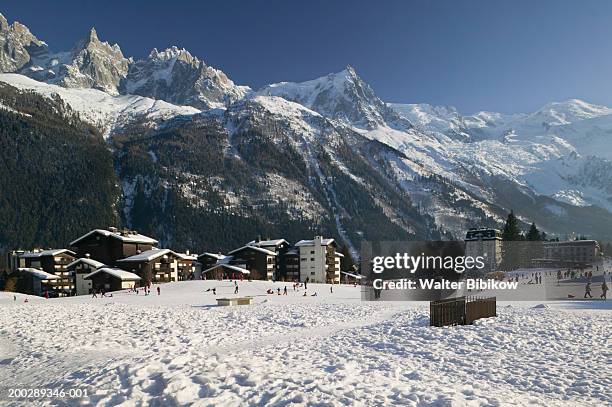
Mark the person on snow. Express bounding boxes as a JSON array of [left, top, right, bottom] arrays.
[[601, 281, 608, 300], [212, 288, 216, 295], [92, 289, 98, 298], [157, 286, 160, 296], [584, 282, 593, 299], [330, 285, 333, 294], [283, 286, 287, 295], [234, 285, 239, 295], [277, 287, 281, 295]]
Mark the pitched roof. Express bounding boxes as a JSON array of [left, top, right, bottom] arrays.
[[199, 252, 227, 260], [67, 257, 105, 269], [250, 239, 289, 247], [20, 249, 75, 258], [228, 245, 277, 256], [295, 238, 335, 247], [83, 267, 141, 281], [202, 263, 250, 275], [174, 252, 197, 261], [70, 229, 158, 246], [117, 248, 173, 262], [18, 267, 60, 280]]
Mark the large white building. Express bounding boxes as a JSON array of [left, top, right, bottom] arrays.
[[295, 236, 341, 284]]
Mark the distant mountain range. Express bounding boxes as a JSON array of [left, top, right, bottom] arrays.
[[0, 12, 611, 256]]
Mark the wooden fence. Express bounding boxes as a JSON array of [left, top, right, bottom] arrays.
[[430, 296, 496, 327]]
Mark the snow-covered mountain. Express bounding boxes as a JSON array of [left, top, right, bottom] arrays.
[[123, 46, 250, 109], [0, 13, 48, 72], [0, 73, 200, 136], [0, 14, 249, 109], [256, 66, 409, 130], [0, 10, 611, 248]]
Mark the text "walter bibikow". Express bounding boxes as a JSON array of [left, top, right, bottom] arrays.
[[370, 253, 519, 291]]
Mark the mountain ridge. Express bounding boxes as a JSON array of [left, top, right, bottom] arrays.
[[0, 10, 611, 253]]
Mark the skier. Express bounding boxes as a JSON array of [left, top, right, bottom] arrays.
[[157, 286, 160, 296], [234, 285, 239, 295], [601, 281, 608, 300], [584, 282, 593, 299]]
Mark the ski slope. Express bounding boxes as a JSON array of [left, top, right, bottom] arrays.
[[0, 280, 610, 406]]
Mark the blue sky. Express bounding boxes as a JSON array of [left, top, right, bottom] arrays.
[[3, 1, 612, 114]]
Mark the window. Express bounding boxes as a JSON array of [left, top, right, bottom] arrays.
[[301, 258, 307, 262], [310, 258, 315, 261], [310, 251, 315, 254]]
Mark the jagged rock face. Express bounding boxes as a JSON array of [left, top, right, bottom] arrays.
[[0, 13, 48, 72], [123, 47, 251, 109], [53, 28, 129, 95], [257, 66, 409, 130]]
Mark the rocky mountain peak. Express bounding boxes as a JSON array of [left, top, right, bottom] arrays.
[[0, 13, 8, 31], [50, 27, 130, 94], [123, 46, 250, 109], [0, 13, 47, 72], [257, 66, 410, 130]]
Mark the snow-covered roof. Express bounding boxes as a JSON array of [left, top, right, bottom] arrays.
[[20, 249, 75, 258], [70, 229, 158, 246], [118, 248, 173, 262], [341, 271, 362, 279], [295, 238, 336, 247], [67, 257, 105, 269], [199, 252, 227, 260], [84, 267, 141, 281], [203, 263, 250, 275], [18, 268, 60, 280], [174, 252, 197, 261], [228, 245, 277, 256], [249, 239, 289, 247]]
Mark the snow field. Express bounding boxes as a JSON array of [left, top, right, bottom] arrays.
[[0, 281, 610, 406]]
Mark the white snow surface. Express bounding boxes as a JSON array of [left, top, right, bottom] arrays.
[[0, 280, 610, 406], [0, 73, 200, 137]]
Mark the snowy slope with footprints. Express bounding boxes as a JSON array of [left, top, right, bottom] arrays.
[[0, 281, 610, 406]]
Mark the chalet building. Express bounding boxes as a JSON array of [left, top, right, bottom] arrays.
[[227, 245, 277, 280], [117, 248, 180, 284], [295, 237, 341, 283], [67, 257, 105, 296], [197, 253, 227, 272], [465, 228, 503, 272], [174, 251, 197, 280], [70, 228, 158, 266], [84, 267, 141, 292], [19, 249, 76, 295], [14, 268, 61, 296], [249, 239, 291, 279], [202, 263, 250, 280]]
